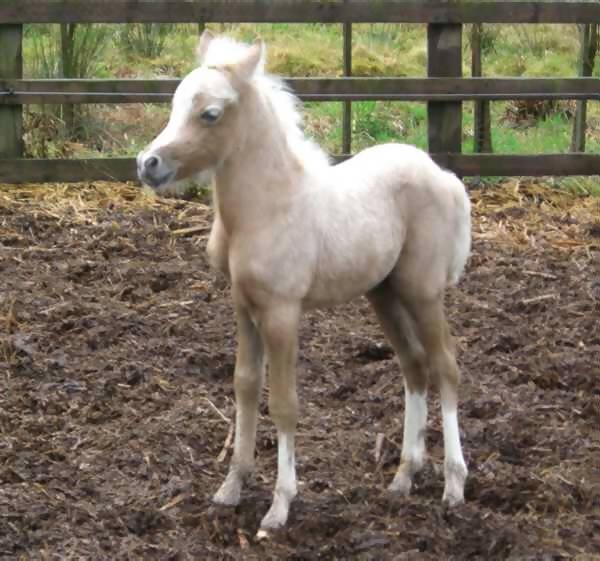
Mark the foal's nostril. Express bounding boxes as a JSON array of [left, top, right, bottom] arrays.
[[145, 156, 160, 170]]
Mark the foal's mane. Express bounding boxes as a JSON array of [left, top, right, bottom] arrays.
[[203, 36, 331, 171]]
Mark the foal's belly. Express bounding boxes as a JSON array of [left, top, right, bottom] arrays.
[[301, 192, 405, 308], [302, 241, 402, 309]]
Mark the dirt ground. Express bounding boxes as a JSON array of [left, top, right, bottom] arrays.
[[1, 180, 599, 560]]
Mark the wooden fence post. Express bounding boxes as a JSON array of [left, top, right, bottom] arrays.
[[342, 22, 352, 154], [427, 24, 462, 157], [0, 24, 23, 158], [571, 23, 598, 152], [471, 23, 492, 153]]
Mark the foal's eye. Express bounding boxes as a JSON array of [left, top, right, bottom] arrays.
[[200, 107, 222, 125]]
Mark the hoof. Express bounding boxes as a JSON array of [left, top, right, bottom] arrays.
[[213, 477, 242, 507], [388, 461, 419, 496], [257, 488, 293, 536], [442, 490, 465, 507], [212, 490, 240, 507], [443, 460, 467, 506], [259, 508, 287, 532], [255, 528, 271, 541], [388, 474, 412, 496]]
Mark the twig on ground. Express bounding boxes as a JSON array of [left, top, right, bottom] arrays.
[[203, 397, 230, 424], [374, 432, 385, 464], [523, 270, 558, 280], [521, 293, 559, 305], [217, 422, 234, 463]]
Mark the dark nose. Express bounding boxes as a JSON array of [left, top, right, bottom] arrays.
[[144, 155, 160, 171]]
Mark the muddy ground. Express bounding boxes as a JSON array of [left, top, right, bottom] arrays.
[[1, 181, 599, 560]]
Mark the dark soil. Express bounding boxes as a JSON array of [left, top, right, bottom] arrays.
[[1, 182, 599, 560]]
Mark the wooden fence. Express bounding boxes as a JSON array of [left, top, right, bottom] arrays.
[[1, 1, 599, 183]]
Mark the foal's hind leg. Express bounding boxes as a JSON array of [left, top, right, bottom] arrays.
[[403, 295, 468, 505], [367, 284, 429, 496]]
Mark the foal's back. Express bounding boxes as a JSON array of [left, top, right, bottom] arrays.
[[302, 143, 470, 307]]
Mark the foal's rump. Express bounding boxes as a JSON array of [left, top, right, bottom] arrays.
[[333, 143, 471, 293]]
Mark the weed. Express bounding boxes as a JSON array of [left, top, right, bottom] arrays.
[[119, 24, 172, 59]]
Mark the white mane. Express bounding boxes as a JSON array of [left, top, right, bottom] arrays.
[[202, 37, 331, 171]]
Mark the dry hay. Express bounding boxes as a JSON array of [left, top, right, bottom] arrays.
[[0, 181, 207, 221], [470, 179, 600, 252], [0, 181, 211, 245], [1, 178, 598, 246]]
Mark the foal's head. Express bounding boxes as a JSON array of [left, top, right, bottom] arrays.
[[137, 31, 263, 192]]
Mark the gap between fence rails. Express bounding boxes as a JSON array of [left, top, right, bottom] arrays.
[[2, 91, 599, 101]]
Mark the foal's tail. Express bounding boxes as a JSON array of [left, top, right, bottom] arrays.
[[447, 174, 472, 286]]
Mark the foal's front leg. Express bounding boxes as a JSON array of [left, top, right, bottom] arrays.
[[213, 304, 264, 506], [206, 210, 230, 278], [256, 303, 300, 538]]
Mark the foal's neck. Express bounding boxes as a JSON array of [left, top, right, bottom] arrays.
[[214, 86, 305, 235]]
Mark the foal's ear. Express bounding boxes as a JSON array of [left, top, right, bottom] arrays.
[[233, 40, 264, 81], [196, 29, 215, 63]]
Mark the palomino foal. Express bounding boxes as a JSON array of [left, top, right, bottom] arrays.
[[138, 32, 471, 537]]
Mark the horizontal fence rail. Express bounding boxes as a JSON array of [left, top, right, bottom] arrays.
[[1, 154, 599, 184], [1, 1, 599, 24], [2, 78, 600, 104]]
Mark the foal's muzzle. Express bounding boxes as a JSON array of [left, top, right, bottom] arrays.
[[137, 150, 174, 189]]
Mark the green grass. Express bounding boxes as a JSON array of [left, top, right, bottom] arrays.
[[21, 22, 600, 182]]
